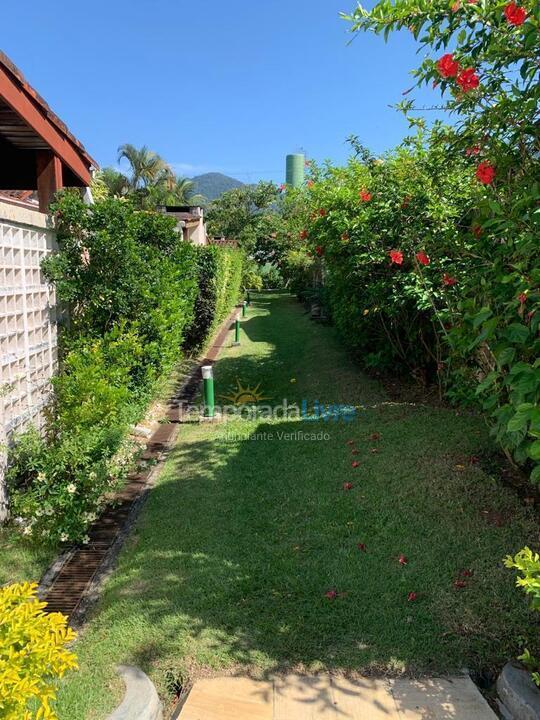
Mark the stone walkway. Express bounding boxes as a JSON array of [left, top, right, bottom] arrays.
[[177, 674, 497, 719]]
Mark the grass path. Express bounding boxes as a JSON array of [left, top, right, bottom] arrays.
[[56, 292, 539, 719]]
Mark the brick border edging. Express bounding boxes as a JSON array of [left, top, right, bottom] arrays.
[[38, 307, 239, 627]]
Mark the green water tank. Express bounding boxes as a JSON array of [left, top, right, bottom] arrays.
[[286, 154, 305, 188]]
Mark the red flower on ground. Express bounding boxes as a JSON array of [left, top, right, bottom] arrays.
[[456, 68, 480, 92], [343, 482, 354, 491], [476, 162, 496, 184], [504, 2, 527, 25], [351, 461, 360, 468], [519, 292, 527, 304], [443, 273, 457, 287], [315, 245, 324, 257], [399, 554, 408, 566], [325, 589, 337, 600], [436, 53, 460, 78], [407, 592, 418, 602], [357, 542, 367, 552], [415, 250, 430, 266], [319, 208, 327, 217], [389, 249, 404, 265], [359, 188, 372, 202], [299, 229, 308, 240]]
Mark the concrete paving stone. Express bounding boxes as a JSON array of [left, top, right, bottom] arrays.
[[390, 677, 497, 719], [180, 677, 273, 720], [330, 676, 400, 719], [273, 674, 337, 719]]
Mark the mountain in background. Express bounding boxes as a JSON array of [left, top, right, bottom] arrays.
[[190, 172, 244, 202]]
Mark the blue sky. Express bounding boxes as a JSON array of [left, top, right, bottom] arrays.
[[2, 1, 440, 184]]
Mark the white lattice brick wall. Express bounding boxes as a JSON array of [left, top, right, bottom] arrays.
[[0, 201, 57, 519]]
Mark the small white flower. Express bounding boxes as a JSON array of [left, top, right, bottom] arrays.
[[23, 526, 33, 536], [45, 507, 53, 516], [66, 483, 77, 494], [60, 532, 69, 542], [37, 472, 46, 482], [82, 535, 90, 544]]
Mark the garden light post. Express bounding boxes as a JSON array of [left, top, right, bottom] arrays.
[[201, 365, 215, 418], [242, 301, 247, 317], [247, 291, 251, 305], [233, 313, 241, 346]]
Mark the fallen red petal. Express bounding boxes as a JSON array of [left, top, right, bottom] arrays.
[[357, 543, 367, 552], [343, 482, 354, 491], [454, 580, 467, 589], [325, 589, 337, 600], [351, 461, 360, 468], [407, 592, 417, 602], [399, 554, 408, 566]]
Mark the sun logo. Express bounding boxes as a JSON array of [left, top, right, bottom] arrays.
[[219, 379, 270, 406]]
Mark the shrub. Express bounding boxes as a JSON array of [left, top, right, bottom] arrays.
[[7, 193, 204, 543], [0, 582, 77, 719], [184, 246, 244, 351], [504, 548, 540, 685]]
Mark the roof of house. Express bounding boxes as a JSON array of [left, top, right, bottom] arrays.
[[0, 51, 97, 186]]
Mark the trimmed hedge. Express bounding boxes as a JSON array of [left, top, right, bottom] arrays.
[[6, 195, 242, 544], [184, 245, 244, 351]]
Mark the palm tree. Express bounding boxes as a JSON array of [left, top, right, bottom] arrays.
[[97, 167, 130, 197], [117, 144, 171, 191], [144, 175, 206, 208]]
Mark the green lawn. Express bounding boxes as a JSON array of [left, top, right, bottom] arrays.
[[0, 528, 55, 587], [56, 292, 538, 719]]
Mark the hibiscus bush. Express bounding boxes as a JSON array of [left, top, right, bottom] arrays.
[[293, 0, 539, 482], [7, 193, 242, 544]]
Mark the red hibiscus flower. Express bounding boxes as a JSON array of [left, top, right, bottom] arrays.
[[415, 250, 430, 266], [456, 67, 480, 92], [476, 162, 496, 185], [504, 2, 527, 25], [407, 592, 417, 602], [518, 292, 527, 305], [359, 189, 372, 202], [315, 245, 324, 257], [325, 589, 337, 600], [351, 461, 360, 468], [443, 273, 457, 287], [389, 249, 404, 265], [357, 542, 367, 552], [343, 482, 354, 491], [299, 229, 308, 240], [319, 208, 327, 217], [466, 145, 481, 156], [436, 53, 460, 78]]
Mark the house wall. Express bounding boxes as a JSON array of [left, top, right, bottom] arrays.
[[186, 220, 207, 246], [0, 200, 57, 520]]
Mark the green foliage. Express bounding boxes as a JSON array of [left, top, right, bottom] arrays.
[[241, 258, 263, 292], [184, 246, 244, 351], [206, 181, 283, 259], [504, 547, 540, 685], [8, 193, 241, 544], [0, 581, 77, 719]]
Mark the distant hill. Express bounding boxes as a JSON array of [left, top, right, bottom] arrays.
[[190, 173, 244, 202]]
